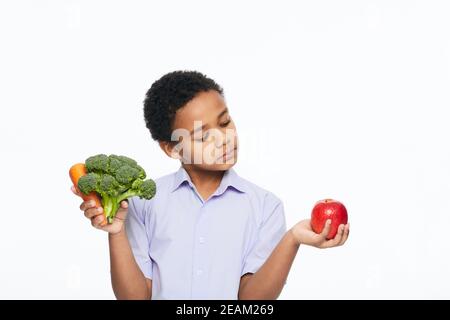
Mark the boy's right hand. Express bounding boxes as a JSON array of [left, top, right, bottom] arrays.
[[71, 186, 128, 235]]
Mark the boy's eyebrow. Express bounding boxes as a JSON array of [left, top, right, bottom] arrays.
[[189, 108, 229, 136]]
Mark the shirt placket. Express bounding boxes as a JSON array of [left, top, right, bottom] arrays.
[[191, 201, 209, 299]]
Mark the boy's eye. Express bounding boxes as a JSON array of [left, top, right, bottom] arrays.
[[193, 119, 231, 142], [220, 119, 231, 127]]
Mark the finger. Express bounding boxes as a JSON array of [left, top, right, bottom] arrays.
[[91, 214, 105, 228], [339, 223, 350, 246], [84, 207, 103, 219], [71, 185, 82, 197], [324, 224, 345, 248], [115, 201, 129, 221], [120, 200, 128, 209], [99, 218, 108, 227], [319, 219, 332, 239], [80, 200, 97, 211]]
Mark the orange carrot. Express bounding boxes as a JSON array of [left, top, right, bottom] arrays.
[[69, 163, 107, 226]]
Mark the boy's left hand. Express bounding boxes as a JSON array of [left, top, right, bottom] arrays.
[[290, 219, 350, 248]]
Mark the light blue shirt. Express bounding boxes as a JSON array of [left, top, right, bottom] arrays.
[[126, 166, 286, 300]]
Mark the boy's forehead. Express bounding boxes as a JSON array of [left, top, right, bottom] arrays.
[[173, 91, 227, 128]]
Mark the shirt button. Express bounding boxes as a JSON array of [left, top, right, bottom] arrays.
[[196, 269, 203, 276], [199, 237, 205, 244]]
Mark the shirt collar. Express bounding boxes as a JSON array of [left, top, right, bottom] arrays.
[[171, 166, 247, 194]]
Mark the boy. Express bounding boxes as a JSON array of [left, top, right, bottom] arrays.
[[73, 71, 350, 300]]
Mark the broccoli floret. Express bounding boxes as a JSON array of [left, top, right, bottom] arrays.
[[108, 155, 123, 175], [98, 174, 120, 196], [117, 179, 156, 203], [78, 154, 157, 224], [85, 154, 109, 173], [135, 165, 146, 179], [118, 155, 137, 167], [137, 179, 157, 199], [115, 165, 141, 186], [78, 173, 99, 194]]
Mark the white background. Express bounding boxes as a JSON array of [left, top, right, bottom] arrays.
[[0, 0, 449, 299]]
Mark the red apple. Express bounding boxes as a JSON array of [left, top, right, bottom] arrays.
[[311, 199, 348, 240]]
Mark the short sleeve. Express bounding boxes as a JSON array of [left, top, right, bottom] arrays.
[[125, 197, 153, 280], [241, 194, 287, 275]]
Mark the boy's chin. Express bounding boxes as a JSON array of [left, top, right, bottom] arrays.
[[188, 161, 237, 172]]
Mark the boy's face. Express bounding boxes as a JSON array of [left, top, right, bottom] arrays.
[[163, 90, 238, 171]]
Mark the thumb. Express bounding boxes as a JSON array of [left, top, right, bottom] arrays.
[[320, 219, 332, 239], [114, 200, 129, 221]]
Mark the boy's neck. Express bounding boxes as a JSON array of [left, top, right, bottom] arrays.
[[182, 164, 225, 201]]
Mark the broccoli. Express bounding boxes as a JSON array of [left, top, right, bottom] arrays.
[[78, 154, 156, 223]]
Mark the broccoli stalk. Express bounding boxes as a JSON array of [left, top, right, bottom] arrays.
[[101, 195, 120, 224], [99, 178, 156, 223], [78, 154, 156, 224]]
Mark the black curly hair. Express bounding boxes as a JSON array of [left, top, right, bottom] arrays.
[[143, 70, 224, 142]]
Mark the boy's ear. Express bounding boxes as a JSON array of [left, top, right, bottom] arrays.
[[159, 141, 181, 160]]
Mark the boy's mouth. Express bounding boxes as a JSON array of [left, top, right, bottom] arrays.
[[217, 146, 238, 162]]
